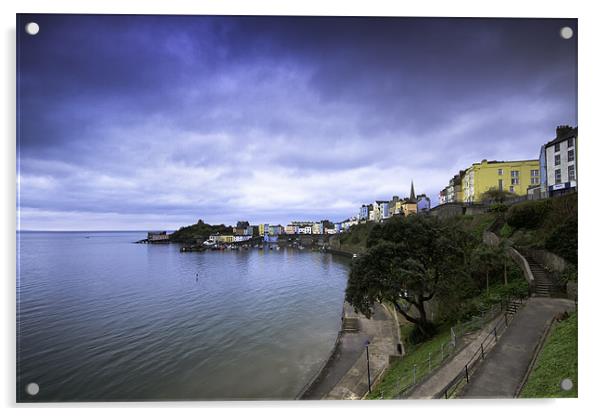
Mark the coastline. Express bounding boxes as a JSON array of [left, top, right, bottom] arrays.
[[298, 302, 398, 400]]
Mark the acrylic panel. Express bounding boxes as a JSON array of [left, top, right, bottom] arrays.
[[16, 14, 578, 402]]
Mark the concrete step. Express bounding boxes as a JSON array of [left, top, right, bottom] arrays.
[[342, 317, 359, 332]]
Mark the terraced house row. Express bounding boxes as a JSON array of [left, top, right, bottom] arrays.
[[439, 125, 578, 204], [357, 181, 431, 223]]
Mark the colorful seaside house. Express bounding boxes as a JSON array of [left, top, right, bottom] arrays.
[[373, 200, 389, 222], [311, 222, 324, 235], [439, 171, 465, 204], [285, 224, 298, 234], [540, 125, 577, 198], [217, 235, 234, 243], [416, 194, 431, 212], [462, 159, 540, 203], [358, 204, 370, 221], [389, 196, 402, 216], [400, 181, 418, 216]]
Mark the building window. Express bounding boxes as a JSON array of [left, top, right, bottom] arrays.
[[568, 165, 575, 181], [510, 170, 519, 185], [498, 179, 503, 190], [568, 149, 575, 162], [498, 168, 503, 175], [554, 143, 560, 152], [509, 186, 515, 193], [530, 169, 539, 185], [555, 169, 562, 184], [568, 137, 574, 148], [555, 154, 561, 166]]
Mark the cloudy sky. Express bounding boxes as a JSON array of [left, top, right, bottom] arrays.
[[17, 15, 577, 230]]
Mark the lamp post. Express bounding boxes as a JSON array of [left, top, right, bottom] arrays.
[[365, 340, 371, 393]]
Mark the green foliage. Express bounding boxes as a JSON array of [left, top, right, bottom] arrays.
[[481, 187, 514, 204], [367, 324, 451, 399], [456, 278, 529, 321], [338, 221, 374, 252], [506, 200, 551, 229], [520, 313, 577, 398], [346, 215, 470, 337], [545, 217, 577, 265], [559, 263, 578, 284], [448, 212, 496, 240], [487, 203, 508, 213], [501, 193, 577, 267], [169, 219, 232, 243], [470, 244, 505, 292], [499, 223, 514, 238]]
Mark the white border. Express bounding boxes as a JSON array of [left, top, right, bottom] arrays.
[[2, 1, 600, 415]]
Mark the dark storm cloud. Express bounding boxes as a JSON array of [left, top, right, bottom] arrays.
[[17, 14, 577, 230]]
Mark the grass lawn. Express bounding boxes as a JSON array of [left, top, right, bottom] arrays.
[[367, 324, 453, 399], [520, 312, 577, 398]]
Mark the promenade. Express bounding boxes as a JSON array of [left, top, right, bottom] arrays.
[[300, 302, 398, 399], [460, 297, 575, 398]]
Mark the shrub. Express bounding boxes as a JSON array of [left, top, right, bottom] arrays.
[[506, 200, 551, 229], [499, 223, 513, 238], [559, 263, 578, 284], [545, 217, 577, 265], [488, 203, 508, 213]]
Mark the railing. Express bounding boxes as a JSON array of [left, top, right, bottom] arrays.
[[437, 296, 526, 399], [385, 303, 505, 399]]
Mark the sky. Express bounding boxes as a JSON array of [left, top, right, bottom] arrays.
[[17, 15, 577, 230]]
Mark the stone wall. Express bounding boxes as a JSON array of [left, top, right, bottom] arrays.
[[523, 248, 567, 273], [483, 231, 500, 247], [429, 203, 464, 219]]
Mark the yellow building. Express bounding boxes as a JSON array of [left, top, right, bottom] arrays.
[[401, 200, 417, 216], [258, 224, 269, 235], [217, 235, 234, 243], [462, 159, 540, 203]]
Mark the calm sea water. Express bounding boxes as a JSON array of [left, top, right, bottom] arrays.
[[16, 231, 349, 401]]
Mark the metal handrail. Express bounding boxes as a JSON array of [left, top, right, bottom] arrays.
[[389, 302, 505, 398], [438, 296, 526, 399]]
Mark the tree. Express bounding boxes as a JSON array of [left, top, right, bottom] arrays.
[[470, 245, 504, 294], [498, 238, 512, 286], [345, 215, 467, 339], [481, 187, 514, 204]]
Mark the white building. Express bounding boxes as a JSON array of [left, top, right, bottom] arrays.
[[541, 125, 577, 198]]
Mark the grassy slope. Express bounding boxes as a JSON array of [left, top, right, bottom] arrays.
[[520, 312, 578, 398], [367, 324, 452, 399], [506, 193, 577, 264], [335, 222, 375, 254]]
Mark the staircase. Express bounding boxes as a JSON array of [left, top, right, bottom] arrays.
[[505, 299, 523, 316], [342, 317, 360, 332], [523, 255, 554, 297]]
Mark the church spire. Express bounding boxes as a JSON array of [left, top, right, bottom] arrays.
[[410, 180, 416, 202]]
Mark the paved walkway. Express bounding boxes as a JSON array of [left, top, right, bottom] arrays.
[[406, 315, 502, 399], [460, 297, 575, 398], [300, 302, 398, 399]]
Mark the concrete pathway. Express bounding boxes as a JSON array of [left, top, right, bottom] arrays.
[[460, 297, 575, 398], [406, 315, 502, 399], [301, 303, 398, 399]]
